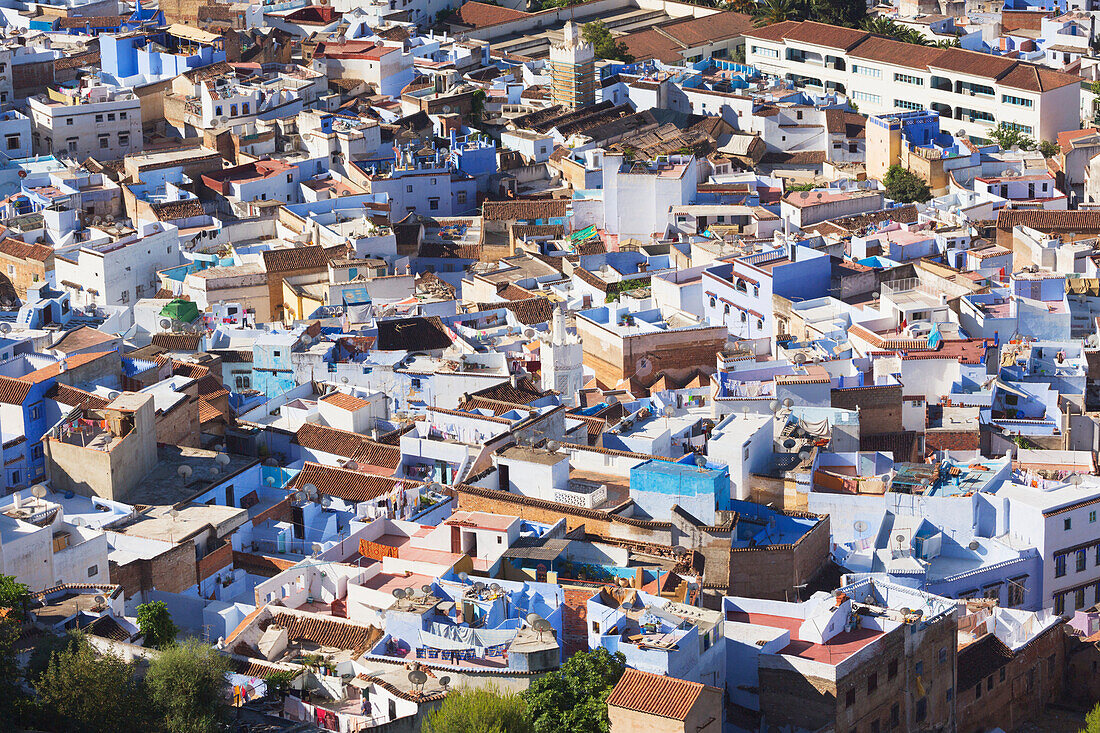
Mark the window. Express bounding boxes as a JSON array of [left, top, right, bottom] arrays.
[[1002, 94, 1033, 107], [1055, 593, 1065, 614], [852, 91, 881, 104], [430, 177, 437, 185], [107, 113, 115, 121], [867, 672, 878, 693], [975, 682, 982, 699], [845, 689, 855, 708], [853, 64, 881, 77], [30, 405, 40, 420], [591, 620, 599, 632], [1004, 121, 1033, 135], [751, 45, 779, 58], [1008, 578, 1025, 607], [890, 704, 899, 728], [10, 471, 17, 486], [67, 138, 78, 153], [938, 647, 947, 664], [1079, 549, 1087, 572], [456, 191, 467, 205], [242, 103, 249, 115], [740, 311, 747, 322], [888, 659, 898, 679], [65, 118, 73, 126], [273, 350, 281, 358], [406, 185, 413, 193], [710, 297, 716, 308], [946, 687, 953, 702], [915, 697, 926, 723], [1066, 517, 1073, 531], [894, 72, 924, 85], [119, 290, 129, 304], [1077, 587, 1087, 609], [230, 104, 238, 117], [87, 565, 98, 577], [1090, 511, 1096, 523], [120, 111, 127, 120], [215, 106, 223, 116], [895, 99, 923, 110], [1056, 555, 1067, 577], [429, 198, 440, 211], [99, 135, 109, 149], [757, 319, 764, 330], [753, 285, 759, 297], [724, 303, 730, 315], [999, 667, 1006, 682], [95, 114, 104, 123], [31, 445, 41, 460], [234, 375, 251, 390], [987, 676, 993, 691], [118, 133, 129, 147]]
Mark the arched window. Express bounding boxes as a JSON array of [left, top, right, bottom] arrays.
[[740, 312, 747, 323]]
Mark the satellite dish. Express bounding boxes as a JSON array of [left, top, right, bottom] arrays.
[[321, 495, 332, 508], [341, 376, 349, 383], [169, 508, 180, 519], [968, 540, 980, 551], [606, 394, 618, 406], [472, 581, 485, 593], [215, 452, 231, 466], [545, 440, 560, 453], [663, 406, 675, 417], [854, 520, 868, 533], [523, 328, 535, 338], [71, 517, 85, 527], [392, 588, 406, 599], [0, 323, 10, 334], [177, 465, 192, 478], [783, 438, 796, 449], [93, 594, 106, 606], [694, 454, 707, 468], [1070, 474, 1084, 486], [408, 670, 428, 687], [263, 457, 279, 467], [797, 450, 811, 462], [265, 476, 276, 486], [1088, 334, 1099, 348], [458, 572, 469, 583], [526, 612, 543, 626], [344, 460, 359, 471], [292, 490, 307, 503], [794, 353, 807, 365], [208, 466, 220, 477], [107, 391, 120, 400], [489, 582, 501, 593], [303, 484, 319, 499], [895, 534, 906, 544], [768, 400, 780, 412], [31, 484, 46, 499], [159, 318, 173, 330], [421, 584, 432, 594], [438, 676, 451, 688], [782, 398, 793, 408]]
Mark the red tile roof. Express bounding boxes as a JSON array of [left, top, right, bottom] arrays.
[[151, 333, 202, 351], [44, 383, 109, 410], [0, 237, 52, 262], [450, 0, 529, 27], [321, 391, 372, 411], [289, 461, 417, 502], [267, 613, 380, 657], [482, 199, 568, 222], [997, 209, 1100, 233], [471, 375, 548, 405], [606, 667, 712, 720], [0, 375, 32, 405], [21, 351, 116, 384], [295, 422, 400, 469], [262, 245, 330, 273]]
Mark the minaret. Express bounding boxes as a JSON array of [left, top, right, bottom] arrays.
[[541, 305, 583, 405], [549, 21, 596, 111]]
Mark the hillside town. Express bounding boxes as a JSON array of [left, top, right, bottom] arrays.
[[3, 0, 1100, 731]]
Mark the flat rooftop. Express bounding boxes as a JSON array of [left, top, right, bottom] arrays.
[[726, 610, 882, 665], [123, 445, 258, 506]]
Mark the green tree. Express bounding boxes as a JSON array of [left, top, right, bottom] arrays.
[[808, 0, 864, 29], [753, 0, 801, 26], [423, 685, 531, 733], [860, 16, 928, 44], [883, 164, 932, 203], [470, 89, 487, 120], [0, 574, 30, 621], [523, 647, 626, 733], [263, 669, 299, 700], [1083, 703, 1100, 733], [987, 122, 1036, 151], [1038, 139, 1060, 158], [145, 639, 232, 733], [582, 21, 633, 62], [34, 634, 148, 733], [136, 600, 178, 649]]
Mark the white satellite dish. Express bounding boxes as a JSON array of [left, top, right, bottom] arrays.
[[853, 520, 868, 533], [0, 323, 10, 334], [177, 465, 193, 479], [159, 318, 173, 330]]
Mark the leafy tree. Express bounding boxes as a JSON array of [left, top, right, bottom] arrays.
[[1038, 139, 1060, 158], [263, 669, 299, 700], [860, 16, 929, 44], [808, 0, 864, 29], [34, 634, 148, 733], [523, 647, 626, 733], [987, 122, 1036, 151], [883, 165, 932, 203], [1084, 703, 1100, 733], [722, 0, 757, 13], [582, 21, 633, 62], [145, 639, 232, 733], [136, 600, 178, 649], [422, 685, 531, 733], [0, 574, 30, 621], [470, 89, 487, 120], [753, 0, 801, 26]]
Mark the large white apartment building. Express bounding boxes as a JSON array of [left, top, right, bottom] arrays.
[[744, 20, 1081, 142], [28, 83, 142, 160]]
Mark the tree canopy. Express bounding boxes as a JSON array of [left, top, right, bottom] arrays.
[[582, 21, 633, 62], [422, 685, 531, 733], [523, 647, 626, 733], [136, 600, 179, 649], [987, 122, 1036, 151], [883, 165, 932, 204], [144, 639, 232, 733]]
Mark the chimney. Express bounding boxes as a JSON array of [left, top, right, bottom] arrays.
[[510, 374, 519, 388]]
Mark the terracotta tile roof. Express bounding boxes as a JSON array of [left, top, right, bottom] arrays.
[[573, 267, 609, 292], [476, 297, 555, 326], [568, 412, 607, 439], [44, 383, 109, 410], [267, 612, 380, 657], [173, 361, 211, 379], [230, 658, 288, 678], [1058, 127, 1100, 153], [30, 582, 121, 600], [497, 283, 536, 300], [56, 15, 127, 28], [482, 199, 568, 222], [289, 461, 417, 502], [450, 0, 528, 27], [0, 237, 52, 262], [996, 209, 1100, 233], [183, 61, 235, 82], [54, 50, 100, 71], [197, 398, 224, 423], [151, 199, 205, 221], [377, 422, 416, 445], [458, 395, 534, 416], [151, 333, 202, 351], [606, 667, 710, 720], [824, 109, 867, 139], [21, 351, 116, 384], [295, 422, 400, 469], [376, 316, 452, 351], [196, 374, 230, 400], [1001, 9, 1051, 32], [660, 11, 754, 45], [262, 245, 330, 273], [321, 391, 372, 411], [417, 241, 482, 259], [760, 150, 827, 165], [957, 633, 1013, 691], [471, 375, 548, 405], [86, 614, 131, 642], [51, 327, 115, 354]]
